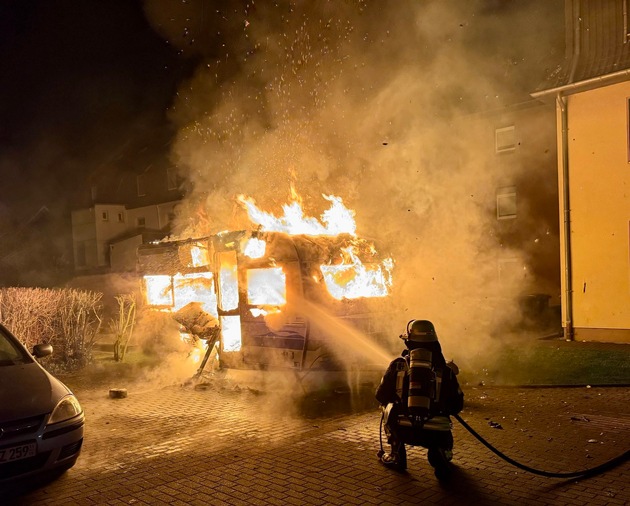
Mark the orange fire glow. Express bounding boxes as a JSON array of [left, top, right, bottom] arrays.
[[242, 237, 266, 259], [321, 247, 393, 300], [238, 191, 393, 300], [141, 188, 394, 366], [173, 273, 217, 315], [247, 267, 287, 306], [237, 193, 356, 236], [143, 273, 218, 315], [189, 244, 210, 267], [144, 275, 173, 307]]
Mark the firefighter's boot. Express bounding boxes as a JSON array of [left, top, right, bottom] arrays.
[[427, 447, 451, 481], [380, 442, 407, 471]]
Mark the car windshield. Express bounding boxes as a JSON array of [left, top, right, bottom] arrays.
[[0, 325, 31, 366]]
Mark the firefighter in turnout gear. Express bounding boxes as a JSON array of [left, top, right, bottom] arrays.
[[375, 320, 464, 479]]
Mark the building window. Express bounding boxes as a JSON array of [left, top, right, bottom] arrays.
[[117, 212, 125, 223], [167, 168, 178, 191], [496, 186, 517, 219], [137, 175, 146, 197], [137, 216, 146, 228], [495, 126, 516, 153], [101, 211, 109, 221]]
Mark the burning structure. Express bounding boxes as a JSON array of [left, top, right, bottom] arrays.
[[137, 193, 394, 385]]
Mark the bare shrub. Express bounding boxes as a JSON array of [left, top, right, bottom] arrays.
[[57, 289, 103, 369], [0, 287, 58, 350], [0, 287, 103, 371], [109, 294, 136, 362]]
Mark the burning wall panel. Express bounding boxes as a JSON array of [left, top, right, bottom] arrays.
[[220, 315, 242, 352], [246, 267, 286, 306], [173, 272, 217, 316], [144, 275, 174, 307], [137, 197, 394, 373], [217, 251, 239, 311]]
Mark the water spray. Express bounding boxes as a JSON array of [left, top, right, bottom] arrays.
[[294, 297, 394, 369]]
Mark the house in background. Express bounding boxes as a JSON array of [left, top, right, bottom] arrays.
[[71, 201, 180, 273], [532, 0, 630, 343], [455, 98, 561, 332], [71, 163, 184, 274], [489, 101, 560, 329]]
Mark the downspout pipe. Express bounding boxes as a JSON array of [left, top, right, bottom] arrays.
[[568, 0, 580, 85], [558, 94, 574, 341]]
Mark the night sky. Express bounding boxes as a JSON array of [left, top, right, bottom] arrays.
[[0, 0, 564, 217], [0, 0, 191, 222], [0, 0, 565, 286]]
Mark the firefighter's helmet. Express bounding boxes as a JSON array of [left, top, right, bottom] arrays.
[[405, 319, 438, 342]]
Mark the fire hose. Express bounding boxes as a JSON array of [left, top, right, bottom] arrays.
[[378, 411, 630, 478], [453, 413, 630, 478]]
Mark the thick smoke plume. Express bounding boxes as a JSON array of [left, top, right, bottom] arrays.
[[142, 0, 562, 372]]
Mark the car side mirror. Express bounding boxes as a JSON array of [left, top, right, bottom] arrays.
[[33, 344, 53, 358]]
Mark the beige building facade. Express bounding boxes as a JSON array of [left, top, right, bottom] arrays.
[[531, 0, 630, 343], [71, 201, 180, 273], [553, 80, 630, 342]]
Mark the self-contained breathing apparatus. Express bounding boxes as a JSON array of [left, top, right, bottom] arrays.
[[408, 347, 441, 422], [377, 319, 459, 476], [378, 320, 628, 480], [388, 320, 447, 428]]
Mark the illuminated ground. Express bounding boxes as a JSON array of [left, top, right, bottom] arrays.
[[1, 375, 628, 505]]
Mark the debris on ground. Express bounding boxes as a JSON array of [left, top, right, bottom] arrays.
[[109, 388, 128, 399]]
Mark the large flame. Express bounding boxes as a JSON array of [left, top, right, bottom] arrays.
[[141, 189, 394, 364], [143, 273, 218, 315], [237, 193, 356, 236], [238, 191, 393, 300], [144, 275, 173, 306], [242, 237, 266, 259], [321, 247, 393, 300], [247, 267, 286, 306]]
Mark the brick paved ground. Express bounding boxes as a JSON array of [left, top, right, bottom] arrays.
[[1, 376, 628, 506]]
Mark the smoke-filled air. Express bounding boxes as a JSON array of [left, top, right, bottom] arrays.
[[141, 0, 561, 372]]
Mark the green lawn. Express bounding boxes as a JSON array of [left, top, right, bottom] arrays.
[[461, 340, 630, 387], [57, 338, 630, 391]]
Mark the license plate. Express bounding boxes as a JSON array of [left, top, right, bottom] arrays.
[[0, 442, 37, 463]]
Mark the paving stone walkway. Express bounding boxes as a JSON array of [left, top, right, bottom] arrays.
[[2, 378, 628, 505]]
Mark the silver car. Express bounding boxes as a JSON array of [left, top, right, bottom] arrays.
[[0, 323, 84, 482]]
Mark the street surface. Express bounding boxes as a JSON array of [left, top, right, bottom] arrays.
[[1, 376, 628, 505]]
